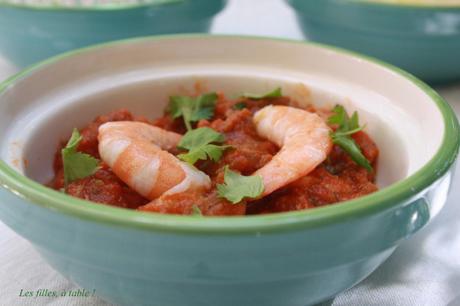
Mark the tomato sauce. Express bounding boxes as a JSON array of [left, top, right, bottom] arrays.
[[50, 94, 378, 215]]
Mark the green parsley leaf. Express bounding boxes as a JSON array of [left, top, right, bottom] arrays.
[[217, 166, 264, 204], [233, 102, 247, 110], [178, 127, 224, 148], [349, 111, 360, 130], [331, 135, 372, 171], [177, 127, 231, 165], [178, 144, 230, 165], [328, 105, 372, 171], [328, 105, 348, 126], [191, 205, 203, 216], [241, 87, 282, 100], [62, 128, 99, 187], [168, 93, 218, 130]]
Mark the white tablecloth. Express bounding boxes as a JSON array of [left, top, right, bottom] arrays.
[[1, 1, 459, 305]]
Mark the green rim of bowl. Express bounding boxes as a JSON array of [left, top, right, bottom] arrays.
[[0, 34, 458, 235], [0, 0, 183, 12], [342, 0, 460, 10]]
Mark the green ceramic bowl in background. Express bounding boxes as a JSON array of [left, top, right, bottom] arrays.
[[286, 0, 460, 84], [0, 35, 458, 306], [0, 0, 226, 67]]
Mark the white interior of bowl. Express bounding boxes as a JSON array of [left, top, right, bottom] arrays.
[[0, 36, 444, 189]]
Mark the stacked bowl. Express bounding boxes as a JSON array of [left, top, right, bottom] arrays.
[[0, 0, 227, 67], [286, 0, 460, 84]]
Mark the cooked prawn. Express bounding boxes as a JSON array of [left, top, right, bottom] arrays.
[[98, 121, 211, 200], [252, 105, 332, 196]]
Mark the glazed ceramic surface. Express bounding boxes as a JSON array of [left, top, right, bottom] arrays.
[[286, 0, 460, 84], [0, 36, 458, 306], [0, 0, 226, 67]]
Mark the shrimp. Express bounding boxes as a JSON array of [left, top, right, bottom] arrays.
[[98, 121, 211, 200], [252, 105, 332, 196]]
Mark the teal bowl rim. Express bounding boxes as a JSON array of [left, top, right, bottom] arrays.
[[0, 34, 458, 235], [0, 0, 185, 12], [305, 0, 460, 10]]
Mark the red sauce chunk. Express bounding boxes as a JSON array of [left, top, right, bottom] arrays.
[[50, 93, 379, 216]]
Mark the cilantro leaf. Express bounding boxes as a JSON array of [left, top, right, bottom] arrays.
[[62, 128, 99, 187], [177, 127, 231, 165], [349, 111, 360, 130], [328, 105, 348, 126], [217, 166, 264, 204], [241, 87, 282, 100], [191, 205, 203, 216], [331, 134, 372, 171], [329, 105, 363, 133], [178, 144, 231, 165], [233, 102, 247, 110], [178, 127, 224, 149], [328, 105, 372, 171], [168, 93, 218, 130]]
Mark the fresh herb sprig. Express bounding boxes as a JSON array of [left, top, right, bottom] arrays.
[[217, 166, 264, 204], [232, 102, 247, 110], [168, 93, 218, 131], [61, 129, 99, 187], [241, 87, 282, 100], [191, 205, 203, 216], [233, 87, 283, 110], [177, 127, 231, 165], [328, 105, 372, 171]]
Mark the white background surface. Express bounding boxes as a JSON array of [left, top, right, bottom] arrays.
[[1, 0, 460, 305]]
